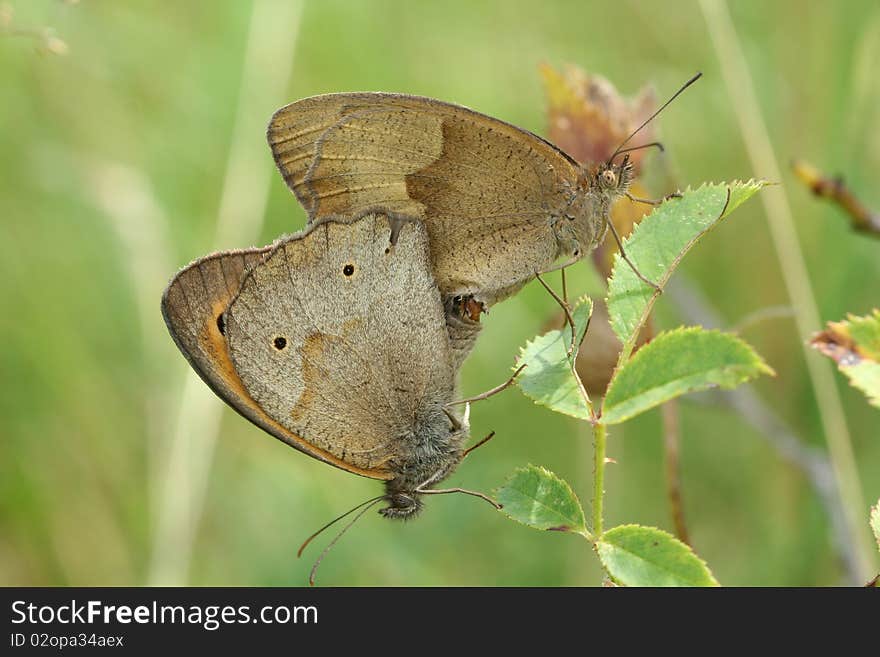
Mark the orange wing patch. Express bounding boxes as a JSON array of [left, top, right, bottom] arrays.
[[163, 250, 393, 481]]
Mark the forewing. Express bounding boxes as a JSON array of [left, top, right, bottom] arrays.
[[268, 93, 578, 219], [268, 93, 581, 299]]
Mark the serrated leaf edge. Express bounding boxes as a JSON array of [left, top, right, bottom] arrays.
[[602, 326, 775, 424], [606, 180, 768, 350], [493, 464, 589, 537], [512, 340, 591, 419], [512, 297, 593, 420], [596, 523, 720, 587]]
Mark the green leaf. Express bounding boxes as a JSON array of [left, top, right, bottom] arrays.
[[811, 309, 880, 408], [494, 465, 588, 536], [871, 499, 880, 552], [602, 327, 774, 425], [607, 180, 767, 349], [514, 296, 593, 420], [844, 366, 880, 408], [596, 525, 719, 587], [845, 311, 880, 360], [568, 295, 594, 349]]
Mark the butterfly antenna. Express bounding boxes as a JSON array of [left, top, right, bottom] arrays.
[[608, 72, 702, 165], [307, 497, 385, 587], [297, 494, 385, 558], [613, 141, 665, 157]]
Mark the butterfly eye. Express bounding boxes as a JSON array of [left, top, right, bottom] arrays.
[[342, 263, 355, 277], [601, 169, 617, 187], [216, 313, 226, 335], [273, 336, 288, 350]]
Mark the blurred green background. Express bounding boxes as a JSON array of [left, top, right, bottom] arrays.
[[1, 0, 878, 586]]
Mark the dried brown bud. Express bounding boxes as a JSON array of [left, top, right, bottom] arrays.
[[540, 63, 657, 172]]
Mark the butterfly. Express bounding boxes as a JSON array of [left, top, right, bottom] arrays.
[[162, 210, 495, 520]]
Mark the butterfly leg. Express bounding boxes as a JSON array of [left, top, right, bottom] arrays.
[[413, 467, 501, 510], [442, 406, 463, 431], [417, 486, 502, 509], [535, 272, 578, 357], [625, 190, 682, 206], [462, 430, 496, 458], [603, 214, 662, 292], [561, 267, 569, 305], [445, 364, 526, 408]]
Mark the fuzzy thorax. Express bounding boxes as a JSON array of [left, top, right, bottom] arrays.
[[379, 410, 469, 520]]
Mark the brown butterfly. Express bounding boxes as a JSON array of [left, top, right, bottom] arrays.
[[162, 211, 494, 523], [266, 75, 699, 306]]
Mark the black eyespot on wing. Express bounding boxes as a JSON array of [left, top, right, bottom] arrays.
[[216, 314, 226, 335], [273, 336, 287, 350], [343, 263, 355, 276]]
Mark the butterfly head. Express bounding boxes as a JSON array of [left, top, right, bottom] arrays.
[[594, 154, 634, 197], [379, 492, 423, 519]]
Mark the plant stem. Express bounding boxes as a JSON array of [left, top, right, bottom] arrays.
[[148, 0, 304, 585], [592, 422, 607, 537], [661, 400, 690, 545]]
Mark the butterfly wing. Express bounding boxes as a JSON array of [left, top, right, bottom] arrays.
[[225, 212, 456, 476], [162, 246, 268, 405], [267, 93, 582, 301], [161, 245, 392, 480]]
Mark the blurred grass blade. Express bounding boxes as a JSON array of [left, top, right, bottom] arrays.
[[596, 524, 719, 586], [514, 296, 592, 420], [871, 499, 880, 551], [811, 310, 880, 409], [871, 499, 880, 586], [149, 0, 304, 586], [495, 465, 589, 537], [607, 180, 767, 354], [701, 0, 874, 580], [602, 327, 774, 425]]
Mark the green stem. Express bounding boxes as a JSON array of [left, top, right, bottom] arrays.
[[592, 422, 607, 537]]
